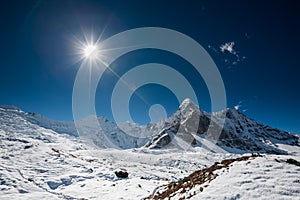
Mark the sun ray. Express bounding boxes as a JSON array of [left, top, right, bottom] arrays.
[[71, 27, 152, 115]]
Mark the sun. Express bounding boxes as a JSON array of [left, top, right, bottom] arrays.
[[83, 44, 99, 60], [71, 31, 109, 67]]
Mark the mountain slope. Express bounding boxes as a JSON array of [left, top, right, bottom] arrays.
[[0, 105, 300, 199], [144, 99, 299, 154], [1, 98, 299, 154], [147, 152, 300, 200], [213, 108, 299, 154], [1, 106, 151, 149], [0, 106, 236, 199]]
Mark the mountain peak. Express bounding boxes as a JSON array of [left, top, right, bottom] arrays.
[[179, 98, 198, 110]]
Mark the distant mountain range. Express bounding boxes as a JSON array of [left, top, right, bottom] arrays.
[[1, 99, 299, 154]]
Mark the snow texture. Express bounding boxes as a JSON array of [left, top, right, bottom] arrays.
[[0, 102, 299, 199]]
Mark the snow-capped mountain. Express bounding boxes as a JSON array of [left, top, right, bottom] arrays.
[[13, 107, 150, 149], [1, 103, 300, 199], [212, 108, 299, 153], [0, 105, 233, 199], [2, 98, 299, 154], [144, 99, 299, 154]]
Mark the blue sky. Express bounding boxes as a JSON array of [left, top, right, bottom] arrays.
[[0, 0, 299, 133]]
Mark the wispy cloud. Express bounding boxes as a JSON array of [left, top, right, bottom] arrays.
[[208, 41, 246, 69], [234, 104, 241, 110], [219, 41, 245, 63], [234, 101, 243, 111], [234, 101, 248, 112], [220, 42, 235, 54]]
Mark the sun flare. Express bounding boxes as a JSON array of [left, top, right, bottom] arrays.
[[72, 31, 110, 67], [83, 44, 99, 60]]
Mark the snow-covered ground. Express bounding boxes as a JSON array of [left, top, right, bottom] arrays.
[[196, 151, 300, 200], [0, 126, 232, 199], [0, 106, 300, 199]]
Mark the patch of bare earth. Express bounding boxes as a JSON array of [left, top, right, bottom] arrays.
[[146, 154, 262, 200]]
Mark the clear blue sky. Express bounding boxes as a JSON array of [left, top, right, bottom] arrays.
[[0, 0, 299, 133]]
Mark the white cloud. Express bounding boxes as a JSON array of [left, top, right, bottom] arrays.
[[234, 101, 243, 110], [220, 42, 235, 54], [219, 41, 246, 67], [234, 101, 248, 112], [234, 105, 241, 110], [208, 41, 246, 68]]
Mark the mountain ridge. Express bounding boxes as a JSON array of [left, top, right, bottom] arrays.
[[0, 99, 299, 154], [145, 100, 299, 154]]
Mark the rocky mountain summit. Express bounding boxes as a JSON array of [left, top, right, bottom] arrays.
[[144, 99, 299, 154]]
